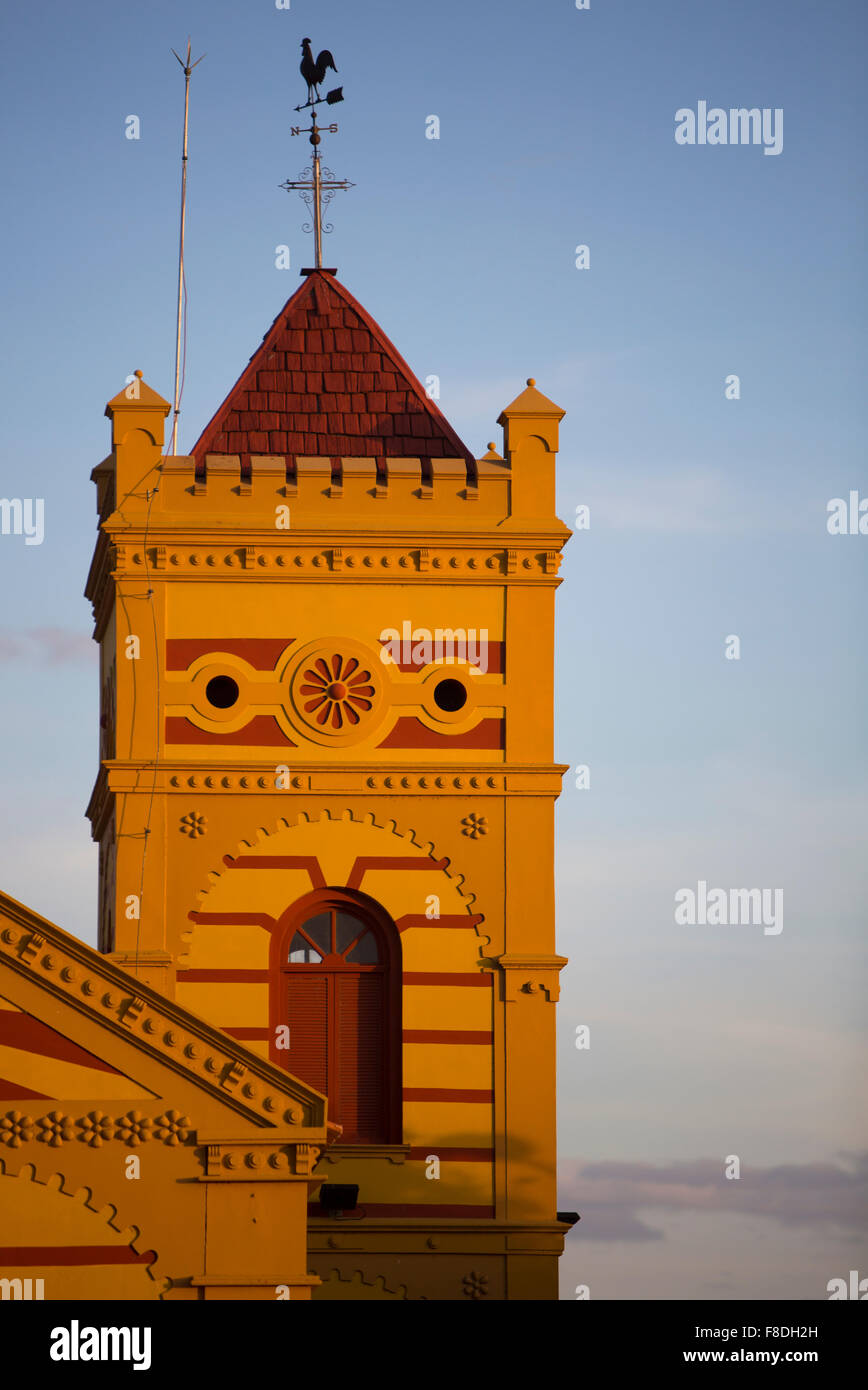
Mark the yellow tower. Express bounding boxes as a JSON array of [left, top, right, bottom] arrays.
[[85, 269, 573, 1299]]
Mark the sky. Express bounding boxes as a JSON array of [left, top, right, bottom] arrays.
[[0, 0, 865, 1300]]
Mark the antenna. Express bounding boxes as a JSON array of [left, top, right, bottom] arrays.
[[170, 39, 205, 456]]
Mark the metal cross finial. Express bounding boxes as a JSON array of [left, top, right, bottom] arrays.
[[280, 38, 353, 270]]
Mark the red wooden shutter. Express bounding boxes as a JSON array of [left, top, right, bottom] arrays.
[[285, 973, 329, 1095], [334, 973, 385, 1142]]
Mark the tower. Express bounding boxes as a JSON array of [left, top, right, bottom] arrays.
[[85, 268, 572, 1298]]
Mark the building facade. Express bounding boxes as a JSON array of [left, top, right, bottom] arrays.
[[0, 267, 573, 1300]]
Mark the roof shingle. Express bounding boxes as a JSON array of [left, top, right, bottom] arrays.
[[192, 271, 472, 464]]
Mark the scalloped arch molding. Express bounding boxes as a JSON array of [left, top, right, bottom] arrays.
[[181, 808, 489, 968]]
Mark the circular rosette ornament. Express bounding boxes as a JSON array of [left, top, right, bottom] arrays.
[[285, 639, 386, 746]]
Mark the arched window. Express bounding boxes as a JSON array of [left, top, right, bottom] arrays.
[[273, 891, 400, 1143]]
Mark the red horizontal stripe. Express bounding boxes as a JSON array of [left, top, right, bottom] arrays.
[[377, 640, 504, 674], [402, 1087, 493, 1103], [165, 715, 296, 746], [346, 856, 449, 891], [0, 1246, 156, 1266], [188, 911, 277, 928], [395, 913, 484, 933], [406, 1147, 494, 1163], [224, 855, 325, 888], [176, 968, 269, 983], [377, 716, 504, 750], [402, 1029, 492, 1044], [166, 638, 294, 670], [402, 972, 492, 987]]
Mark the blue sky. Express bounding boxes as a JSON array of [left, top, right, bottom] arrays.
[[0, 0, 865, 1299]]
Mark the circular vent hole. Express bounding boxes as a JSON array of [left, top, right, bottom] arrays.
[[206, 675, 239, 709], [433, 678, 467, 712]]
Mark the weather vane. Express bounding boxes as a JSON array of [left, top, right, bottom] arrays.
[[280, 37, 354, 272]]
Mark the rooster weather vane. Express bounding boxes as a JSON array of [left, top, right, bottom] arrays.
[[280, 37, 354, 271]]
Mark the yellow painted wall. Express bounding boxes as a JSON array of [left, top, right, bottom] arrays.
[[83, 370, 573, 1300]]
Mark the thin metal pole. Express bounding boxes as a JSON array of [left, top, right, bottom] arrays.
[[313, 150, 322, 268], [310, 107, 323, 270], [170, 41, 204, 455]]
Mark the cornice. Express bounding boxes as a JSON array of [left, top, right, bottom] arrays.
[[197, 1133, 325, 1181], [308, 1219, 574, 1238], [85, 532, 115, 639], [84, 528, 111, 603], [101, 541, 566, 583], [321, 1143, 411, 1165], [86, 532, 571, 633], [89, 762, 570, 800], [495, 953, 570, 1003], [85, 764, 110, 838], [97, 521, 572, 547]]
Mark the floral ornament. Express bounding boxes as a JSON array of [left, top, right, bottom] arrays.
[[0, 1111, 35, 1148], [180, 812, 207, 838], [298, 654, 376, 731], [36, 1111, 74, 1147], [461, 813, 489, 840], [462, 1270, 489, 1300], [153, 1110, 191, 1146], [77, 1111, 116, 1148], [115, 1110, 153, 1147]]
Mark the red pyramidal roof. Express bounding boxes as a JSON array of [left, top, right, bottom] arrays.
[[191, 270, 473, 465]]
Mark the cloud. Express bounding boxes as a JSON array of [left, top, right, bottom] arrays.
[[0, 627, 93, 664], [559, 1154, 868, 1242]]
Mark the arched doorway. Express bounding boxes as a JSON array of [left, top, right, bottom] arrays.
[[272, 890, 400, 1143]]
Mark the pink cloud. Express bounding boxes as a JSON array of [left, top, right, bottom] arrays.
[[559, 1154, 868, 1242]]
